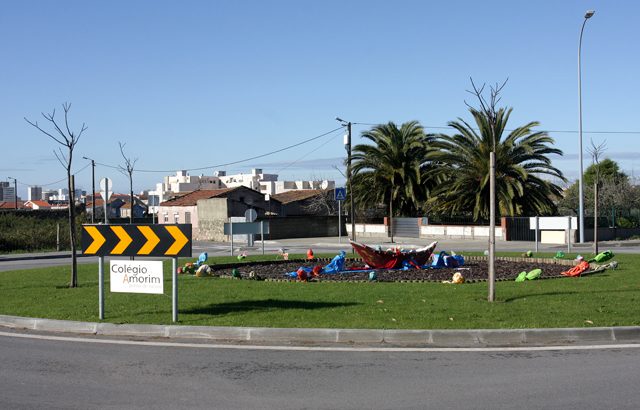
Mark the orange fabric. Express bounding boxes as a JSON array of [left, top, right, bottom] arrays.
[[561, 261, 590, 277]]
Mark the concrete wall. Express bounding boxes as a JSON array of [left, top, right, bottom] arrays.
[[583, 227, 640, 242], [196, 198, 228, 241], [345, 223, 505, 240]]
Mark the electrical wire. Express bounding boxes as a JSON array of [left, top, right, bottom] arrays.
[[94, 126, 344, 173], [13, 162, 91, 188], [274, 129, 344, 174]]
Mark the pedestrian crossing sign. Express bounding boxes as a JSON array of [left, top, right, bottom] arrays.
[[334, 187, 347, 201]]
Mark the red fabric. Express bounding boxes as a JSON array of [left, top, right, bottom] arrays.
[[350, 241, 436, 269], [561, 261, 590, 277]]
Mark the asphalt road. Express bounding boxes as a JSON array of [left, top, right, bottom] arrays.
[[1, 331, 639, 410]]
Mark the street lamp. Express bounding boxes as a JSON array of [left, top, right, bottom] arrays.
[[336, 117, 356, 242], [83, 156, 96, 223], [578, 9, 595, 243], [7, 177, 18, 209]]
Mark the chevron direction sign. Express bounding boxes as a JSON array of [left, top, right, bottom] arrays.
[[82, 224, 192, 257]]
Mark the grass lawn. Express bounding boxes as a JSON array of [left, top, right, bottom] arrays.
[[1, 252, 639, 330]]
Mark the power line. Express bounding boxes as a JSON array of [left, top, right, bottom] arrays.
[[94, 126, 344, 174], [274, 129, 344, 174], [14, 162, 91, 188]]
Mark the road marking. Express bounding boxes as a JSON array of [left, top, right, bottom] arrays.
[[1, 331, 640, 353]]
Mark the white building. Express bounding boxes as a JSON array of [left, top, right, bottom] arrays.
[[147, 168, 335, 214], [28, 186, 43, 201], [147, 170, 224, 215]]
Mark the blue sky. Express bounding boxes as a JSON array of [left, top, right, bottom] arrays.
[[2, 0, 639, 198]]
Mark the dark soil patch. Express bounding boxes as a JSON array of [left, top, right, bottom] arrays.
[[209, 258, 572, 282]]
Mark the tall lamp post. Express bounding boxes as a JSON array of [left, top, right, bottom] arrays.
[[83, 156, 96, 223], [336, 117, 356, 242], [578, 9, 595, 243], [7, 177, 18, 209]]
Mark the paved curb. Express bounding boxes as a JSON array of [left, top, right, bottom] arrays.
[[2, 314, 639, 347], [0, 253, 90, 262]]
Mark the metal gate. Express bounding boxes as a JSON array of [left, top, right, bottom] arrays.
[[504, 217, 535, 241], [392, 217, 420, 238]]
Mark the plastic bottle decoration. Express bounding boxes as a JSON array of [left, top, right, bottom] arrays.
[[368, 271, 377, 281], [231, 268, 241, 278], [297, 268, 308, 282], [307, 248, 314, 260], [452, 272, 464, 284], [312, 265, 323, 278]]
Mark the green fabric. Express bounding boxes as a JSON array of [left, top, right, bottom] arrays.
[[526, 268, 542, 280], [591, 250, 614, 263], [515, 271, 527, 282]]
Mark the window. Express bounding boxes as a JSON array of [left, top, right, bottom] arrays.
[[163, 212, 168, 223], [174, 212, 180, 224], [185, 211, 191, 224]]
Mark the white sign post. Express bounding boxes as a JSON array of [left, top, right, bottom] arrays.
[[335, 187, 346, 243], [100, 177, 113, 224], [110, 260, 164, 294]]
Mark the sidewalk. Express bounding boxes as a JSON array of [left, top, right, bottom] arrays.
[[2, 314, 639, 348]]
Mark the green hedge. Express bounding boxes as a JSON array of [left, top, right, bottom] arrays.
[[0, 209, 86, 252]]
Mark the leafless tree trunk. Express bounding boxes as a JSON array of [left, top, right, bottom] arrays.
[[588, 140, 606, 255], [25, 103, 86, 288], [118, 142, 138, 224], [466, 77, 508, 303]]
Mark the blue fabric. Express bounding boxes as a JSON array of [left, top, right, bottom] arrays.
[[323, 251, 346, 274], [196, 252, 208, 267]]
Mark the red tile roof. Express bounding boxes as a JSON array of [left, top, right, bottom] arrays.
[[24, 200, 51, 208], [159, 188, 236, 207], [271, 189, 324, 204], [0, 202, 27, 209]]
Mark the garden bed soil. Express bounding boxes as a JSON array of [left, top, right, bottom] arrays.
[[209, 258, 573, 282]]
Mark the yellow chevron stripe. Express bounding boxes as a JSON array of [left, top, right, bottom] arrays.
[[165, 226, 189, 255], [138, 226, 160, 255], [84, 226, 106, 254], [111, 226, 133, 254]]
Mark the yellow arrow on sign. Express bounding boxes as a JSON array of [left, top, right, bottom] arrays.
[[84, 226, 106, 254], [137, 226, 160, 255], [111, 226, 133, 254], [165, 226, 189, 255]]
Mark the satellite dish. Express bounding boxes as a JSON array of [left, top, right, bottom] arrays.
[[320, 180, 329, 189]]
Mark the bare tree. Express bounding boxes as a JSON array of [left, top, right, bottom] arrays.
[[588, 140, 606, 254], [302, 188, 338, 215], [465, 77, 508, 303], [25, 103, 86, 288], [465, 77, 509, 150], [118, 142, 138, 223]]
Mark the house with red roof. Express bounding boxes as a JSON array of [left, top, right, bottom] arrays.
[[23, 200, 52, 210], [157, 186, 281, 240]]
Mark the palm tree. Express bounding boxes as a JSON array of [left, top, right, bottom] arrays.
[[429, 107, 565, 220], [351, 121, 434, 233]]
